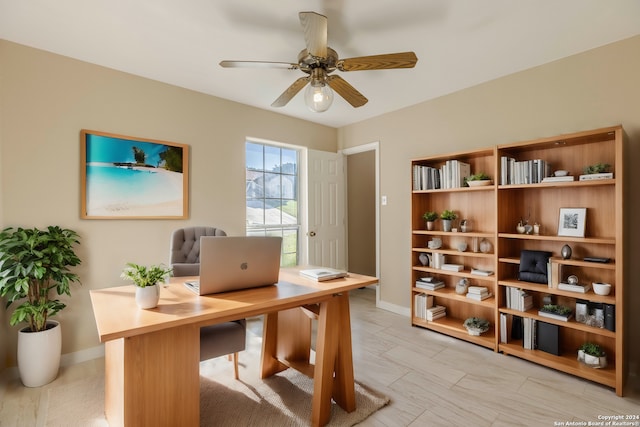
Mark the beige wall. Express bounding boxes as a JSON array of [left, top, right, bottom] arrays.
[[338, 35, 640, 384], [2, 34, 639, 386], [0, 40, 337, 367]]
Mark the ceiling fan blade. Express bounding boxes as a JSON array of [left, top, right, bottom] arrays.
[[337, 52, 418, 72], [271, 77, 310, 107], [219, 60, 299, 70], [326, 75, 368, 108], [299, 11, 327, 58]]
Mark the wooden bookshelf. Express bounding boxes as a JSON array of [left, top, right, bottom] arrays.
[[411, 126, 625, 395], [411, 147, 499, 351]]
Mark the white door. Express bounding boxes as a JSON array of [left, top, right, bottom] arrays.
[[306, 149, 346, 269]]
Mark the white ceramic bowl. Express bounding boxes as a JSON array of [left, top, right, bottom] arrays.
[[592, 282, 612, 296]]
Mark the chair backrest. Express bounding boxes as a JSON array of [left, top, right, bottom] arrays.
[[170, 226, 226, 277]]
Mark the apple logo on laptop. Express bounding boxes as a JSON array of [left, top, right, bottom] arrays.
[[240, 262, 248, 270]]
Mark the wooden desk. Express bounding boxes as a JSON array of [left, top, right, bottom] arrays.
[[90, 268, 377, 427]]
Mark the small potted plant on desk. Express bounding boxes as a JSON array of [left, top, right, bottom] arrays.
[[422, 211, 438, 231], [121, 263, 172, 309], [440, 210, 457, 232], [0, 226, 82, 387], [578, 342, 607, 368]]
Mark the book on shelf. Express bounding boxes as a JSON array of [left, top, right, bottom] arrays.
[[470, 268, 494, 276], [466, 292, 492, 301], [440, 159, 471, 189], [426, 305, 446, 321], [557, 282, 592, 293], [506, 286, 533, 311], [578, 172, 613, 181], [538, 308, 573, 322], [541, 175, 575, 183], [441, 263, 464, 272], [547, 260, 563, 288], [413, 164, 442, 190], [536, 321, 560, 355], [467, 286, 489, 294], [522, 317, 537, 350], [500, 313, 508, 343], [415, 280, 445, 290], [414, 293, 435, 320], [500, 156, 551, 185], [427, 312, 446, 321]]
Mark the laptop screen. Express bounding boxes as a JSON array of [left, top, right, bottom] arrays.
[[188, 236, 282, 295]]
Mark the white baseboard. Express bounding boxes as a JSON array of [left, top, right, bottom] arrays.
[[376, 298, 410, 317], [60, 344, 105, 367]]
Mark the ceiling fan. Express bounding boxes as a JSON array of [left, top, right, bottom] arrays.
[[219, 11, 418, 112]]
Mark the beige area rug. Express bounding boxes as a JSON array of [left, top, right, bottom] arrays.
[[45, 342, 388, 426]]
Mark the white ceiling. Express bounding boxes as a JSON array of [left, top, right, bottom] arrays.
[[2, 1, 640, 128]]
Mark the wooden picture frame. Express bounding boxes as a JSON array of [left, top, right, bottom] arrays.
[[80, 130, 189, 219], [557, 207, 586, 237]]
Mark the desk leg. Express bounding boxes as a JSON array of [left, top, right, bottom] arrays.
[[330, 293, 356, 412], [260, 308, 312, 378], [312, 293, 356, 426], [104, 324, 200, 427]]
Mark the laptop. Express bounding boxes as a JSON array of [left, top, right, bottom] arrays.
[[183, 236, 282, 295], [299, 267, 348, 282]]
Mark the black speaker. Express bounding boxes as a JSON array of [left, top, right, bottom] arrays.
[[604, 303, 615, 332]]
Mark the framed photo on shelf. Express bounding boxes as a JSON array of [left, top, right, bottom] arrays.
[[557, 208, 586, 237]]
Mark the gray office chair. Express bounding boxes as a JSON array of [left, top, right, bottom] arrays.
[[170, 226, 246, 379]]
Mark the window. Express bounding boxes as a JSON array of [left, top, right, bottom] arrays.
[[246, 141, 299, 267]]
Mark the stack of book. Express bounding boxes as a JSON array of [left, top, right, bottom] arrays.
[[466, 286, 492, 301], [415, 277, 445, 290], [426, 305, 446, 321], [557, 282, 592, 293], [441, 263, 464, 272], [541, 175, 575, 183], [470, 268, 494, 276], [505, 286, 533, 311], [537, 305, 573, 322]]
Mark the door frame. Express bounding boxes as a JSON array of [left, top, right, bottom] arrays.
[[340, 142, 380, 305]]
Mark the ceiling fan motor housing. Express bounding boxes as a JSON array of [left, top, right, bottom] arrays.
[[298, 48, 338, 74]]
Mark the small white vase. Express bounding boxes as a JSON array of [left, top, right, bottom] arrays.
[[18, 320, 61, 387], [136, 284, 160, 309]]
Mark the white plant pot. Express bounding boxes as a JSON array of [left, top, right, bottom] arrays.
[[136, 284, 160, 309], [18, 320, 61, 387], [442, 219, 452, 232]]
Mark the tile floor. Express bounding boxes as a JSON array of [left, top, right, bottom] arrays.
[[1, 287, 638, 426]]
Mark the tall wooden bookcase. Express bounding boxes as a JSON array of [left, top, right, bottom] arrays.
[[411, 148, 498, 350], [410, 126, 625, 395]]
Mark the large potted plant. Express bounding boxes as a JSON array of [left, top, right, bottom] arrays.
[[0, 226, 81, 387], [121, 262, 172, 309]]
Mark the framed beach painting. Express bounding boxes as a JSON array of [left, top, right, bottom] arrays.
[[80, 130, 189, 219]]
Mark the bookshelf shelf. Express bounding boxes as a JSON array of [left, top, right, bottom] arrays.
[[499, 342, 616, 389], [411, 125, 625, 396]]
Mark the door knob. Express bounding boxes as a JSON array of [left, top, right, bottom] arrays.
[[308, 231, 316, 237]]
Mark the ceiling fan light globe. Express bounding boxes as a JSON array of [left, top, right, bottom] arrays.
[[304, 83, 333, 112]]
